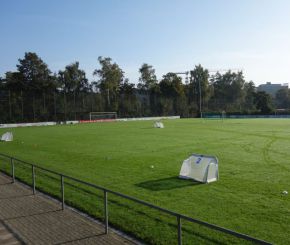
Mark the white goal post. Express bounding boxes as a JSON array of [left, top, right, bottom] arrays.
[[89, 112, 117, 121]]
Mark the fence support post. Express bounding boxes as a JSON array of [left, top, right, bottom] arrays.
[[104, 190, 108, 234], [11, 158, 15, 183], [32, 165, 35, 194], [177, 215, 182, 245], [61, 175, 65, 210]]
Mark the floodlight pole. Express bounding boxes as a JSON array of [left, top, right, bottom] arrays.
[[188, 70, 202, 118], [198, 78, 202, 118], [107, 89, 110, 106]]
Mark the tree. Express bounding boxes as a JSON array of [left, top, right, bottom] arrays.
[[138, 63, 157, 90], [254, 91, 273, 114], [275, 88, 290, 109], [58, 62, 89, 120], [210, 71, 246, 111], [16, 52, 56, 121], [93, 57, 125, 111], [243, 81, 256, 112], [160, 73, 183, 97], [137, 63, 158, 116], [58, 62, 89, 93], [119, 79, 138, 117], [17, 52, 55, 92], [190, 65, 210, 115], [4, 72, 24, 91], [159, 73, 187, 115]]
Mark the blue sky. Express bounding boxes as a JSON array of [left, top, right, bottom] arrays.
[[1, 0, 290, 85]]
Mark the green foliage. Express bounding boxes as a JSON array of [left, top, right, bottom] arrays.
[[93, 56, 126, 111], [210, 71, 246, 111], [159, 73, 187, 115], [254, 91, 274, 114], [138, 63, 157, 90], [190, 65, 210, 113], [58, 62, 89, 93], [0, 52, 283, 123], [243, 81, 256, 112], [16, 52, 56, 92], [119, 80, 139, 117], [275, 88, 290, 109], [0, 119, 289, 244]]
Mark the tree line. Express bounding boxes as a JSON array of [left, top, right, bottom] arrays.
[[0, 52, 282, 123]]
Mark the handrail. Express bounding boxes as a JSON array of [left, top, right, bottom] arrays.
[[0, 152, 271, 245]]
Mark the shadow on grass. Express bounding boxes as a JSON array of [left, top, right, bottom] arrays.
[[136, 176, 201, 191]]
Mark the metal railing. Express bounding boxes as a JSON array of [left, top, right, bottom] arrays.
[[0, 153, 271, 245]]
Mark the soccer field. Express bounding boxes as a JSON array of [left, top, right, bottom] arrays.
[[0, 119, 289, 244]]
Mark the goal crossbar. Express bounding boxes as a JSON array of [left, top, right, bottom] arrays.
[[89, 112, 117, 121]]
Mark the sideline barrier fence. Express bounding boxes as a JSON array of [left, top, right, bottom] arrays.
[[0, 153, 271, 245], [0, 116, 180, 128]]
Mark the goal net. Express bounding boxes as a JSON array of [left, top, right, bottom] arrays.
[[203, 111, 226, 120], [89, 112, 117, 121]]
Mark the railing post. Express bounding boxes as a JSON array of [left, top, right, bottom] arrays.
[[61, 175, 65, 210], [11, 158, 15, 183], [177, 215, 182, 245], [104, 190, 108, 234], [32, 165, 36, 194]]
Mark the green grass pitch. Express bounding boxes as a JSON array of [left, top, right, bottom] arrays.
[[0, 119, 289, 244]]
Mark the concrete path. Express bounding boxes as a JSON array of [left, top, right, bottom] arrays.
[[0, 220, 22, 245], [0, 173, 136, 245]]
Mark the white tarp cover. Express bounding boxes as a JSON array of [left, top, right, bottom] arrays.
[[179, 153, 218, 183], [1, 132, 13, 142], [154, 121, 164, 128]]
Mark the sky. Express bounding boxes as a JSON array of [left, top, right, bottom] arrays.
[[1, 0, 290, 86]]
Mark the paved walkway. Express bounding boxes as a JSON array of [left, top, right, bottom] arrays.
[[0, 220, 21, 245], [0, 173, 136, 245]]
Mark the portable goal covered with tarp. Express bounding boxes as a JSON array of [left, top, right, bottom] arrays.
[[1, 132, 13, 142], [154, 121, 164, 128], [179, 153, 218, 183]]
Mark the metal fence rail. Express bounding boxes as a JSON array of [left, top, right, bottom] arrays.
[[0, 152, 271, 245]]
